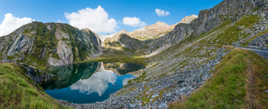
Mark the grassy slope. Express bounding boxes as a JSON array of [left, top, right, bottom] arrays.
[[0, 63, 71, 109], [169, 49, 268, 109], [113, 14, 265, 107], [209, 15, 259, 45]]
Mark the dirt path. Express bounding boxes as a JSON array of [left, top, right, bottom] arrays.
[[245, 60, 262, 109], [246, 62, 257, 109]]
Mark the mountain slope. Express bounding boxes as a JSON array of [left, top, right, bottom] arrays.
[[0, 22, 101, 70], [0, 63, 71, 109], [103, 0, 268, 56], [169, 49, 268, 109]]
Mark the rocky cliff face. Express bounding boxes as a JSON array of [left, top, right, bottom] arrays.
[[190, 0, 267, 35], [0, 22, 101, 69], [103, 0, 268, 56], [147, 0, 268, 53]]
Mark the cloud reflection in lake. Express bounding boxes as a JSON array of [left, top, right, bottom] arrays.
[[70, 70, 117, 96]]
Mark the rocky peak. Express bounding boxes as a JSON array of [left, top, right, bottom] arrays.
[[105, 21, 174, 44], [104, 30, 128, 42], [147, 21, 170, 28], [129, 22, 173, 40], [178, 15, 198, 24]]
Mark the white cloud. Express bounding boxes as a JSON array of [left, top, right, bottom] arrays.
[[122, 17, 146, 27], [65, 6, 117, 33], [0, 13, 34, 37], [155, 9, 170, 17]]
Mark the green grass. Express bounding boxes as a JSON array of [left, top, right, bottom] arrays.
[[169, 49, 268, 109], [0, 63, 71, 109]]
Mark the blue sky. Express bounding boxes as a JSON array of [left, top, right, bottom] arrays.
[[0, 0, 223, 35]]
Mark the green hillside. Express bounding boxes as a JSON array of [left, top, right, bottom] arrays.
[[0, 63, 71, 109], [169, 49, 268, 109]]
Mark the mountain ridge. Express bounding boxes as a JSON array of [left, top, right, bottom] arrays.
[[103, 0, 268, 57]]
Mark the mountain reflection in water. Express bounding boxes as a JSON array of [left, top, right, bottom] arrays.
[[44, 62, 135, 103]]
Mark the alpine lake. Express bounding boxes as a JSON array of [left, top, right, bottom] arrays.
[[42, 62, 145, 104]]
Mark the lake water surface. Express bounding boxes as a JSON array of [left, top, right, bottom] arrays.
[[44, 62, 135, 104]]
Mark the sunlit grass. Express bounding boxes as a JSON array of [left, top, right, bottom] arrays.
[[0, 63, 71, 109], [169, 49, 268, 109]]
